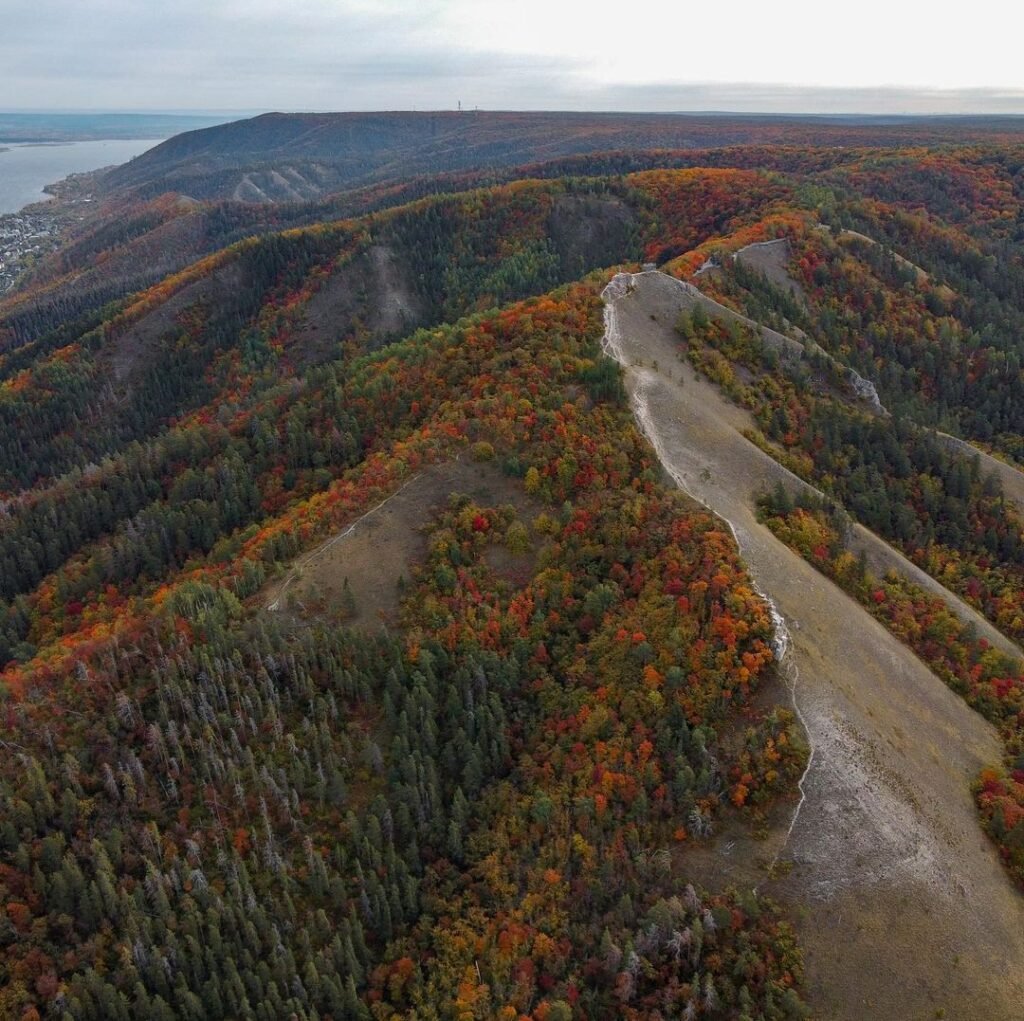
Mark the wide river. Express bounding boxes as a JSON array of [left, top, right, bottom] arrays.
[[0, 138, 164, 214]]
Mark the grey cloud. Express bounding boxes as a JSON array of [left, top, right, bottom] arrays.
[[1, 0, 581, 109], [584, 82, 1024, 115], [3, 0, 1024, 113]]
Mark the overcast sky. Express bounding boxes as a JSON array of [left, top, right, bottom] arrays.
[[5, 0, 1024, 114]]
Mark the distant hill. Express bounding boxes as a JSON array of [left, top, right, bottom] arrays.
[[101, 109, 1024, 203]]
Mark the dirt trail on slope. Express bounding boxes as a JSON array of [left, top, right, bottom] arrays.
[[840, 229, 929, 279], [679, 263, 1024, 658], [709, 236, 1024, 653], [603, 270, 1024, 1021]]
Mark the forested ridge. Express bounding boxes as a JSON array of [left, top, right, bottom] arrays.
[[4, 131, 1024, 1018], [1, 170, 813, 1020], [656, 152, 1024, 911]]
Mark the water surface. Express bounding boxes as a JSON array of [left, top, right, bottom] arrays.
[[0, 138, 163, 214]]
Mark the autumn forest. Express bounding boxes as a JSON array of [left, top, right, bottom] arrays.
[[2, 115, 1024, 1020]]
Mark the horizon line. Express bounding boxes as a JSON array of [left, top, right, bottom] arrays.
[[6, 108, 1024, 119]]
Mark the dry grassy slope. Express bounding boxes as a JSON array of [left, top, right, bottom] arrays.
[[262, 460, 542, 630], [603, 270, 1024, 1021]]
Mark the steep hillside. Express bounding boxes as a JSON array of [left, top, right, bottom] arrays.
[[0, 273, 813, 1021], [100, 111, 1024, 203], [0, 168, 787, 500], [603, 270, 1024, 1019], [5, 137, 1024, 1021], [9, 129, 1024, 363]]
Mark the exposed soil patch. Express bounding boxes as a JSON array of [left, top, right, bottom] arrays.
[[289, 243, 424, 365], [482, 543, 536, 587], [734, 238, 806, 303], [231, 164, 335, 203], [603, 270, 1024, 1021], [547, 193, 637, 278], [109, 259, 245, 383], [263, 458, 542, 632]]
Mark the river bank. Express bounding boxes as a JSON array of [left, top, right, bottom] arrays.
[[0, 139, 164, 295], [0, 137, 163, 215]]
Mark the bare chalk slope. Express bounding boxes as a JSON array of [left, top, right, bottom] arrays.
[[603, 270, 1024, 1021]]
